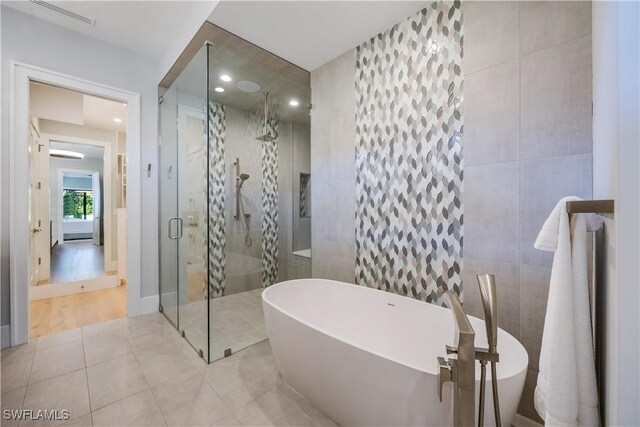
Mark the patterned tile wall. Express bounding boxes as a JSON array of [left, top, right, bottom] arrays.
[[261, 118, 279, 287], [354, 1, 464, 305], [207, 102, 227, 297]]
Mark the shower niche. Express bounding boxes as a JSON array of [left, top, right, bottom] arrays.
[[158, 23, 311, 362]]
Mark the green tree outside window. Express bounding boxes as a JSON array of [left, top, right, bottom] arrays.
[[63, 190, 94, 219]]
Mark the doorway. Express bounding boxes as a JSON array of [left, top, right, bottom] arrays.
[[27, 83, 128, 339], [10, 63, 142, 345]]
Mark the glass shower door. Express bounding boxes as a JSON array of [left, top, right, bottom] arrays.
[[159, 83, 179, 327], [175, 45, 209, 358]]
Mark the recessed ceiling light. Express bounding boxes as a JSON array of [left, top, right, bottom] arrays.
[[214, 87, 225, 93], [122, 102, 127, 107], [220, 74, 231, 82], [50, 149, 84, 159], [289, 99, 299, 107], [113, 118, 122, 123]]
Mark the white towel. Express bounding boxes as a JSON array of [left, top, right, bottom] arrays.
[[533, 196, 602, 426]]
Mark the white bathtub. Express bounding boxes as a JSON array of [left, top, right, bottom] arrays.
[[262, 279, 528, 427]]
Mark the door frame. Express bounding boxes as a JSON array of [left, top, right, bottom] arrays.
[[10, 61, 142, 345], [46, 133, 115, 272]]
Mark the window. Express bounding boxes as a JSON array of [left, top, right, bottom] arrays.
[[63, 190, 94, 220]]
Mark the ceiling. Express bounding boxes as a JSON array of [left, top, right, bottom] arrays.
[[208, 1, 426, 71], [51, 141, 104, 160], [175, 45, 310, 124], [3, 1, 210, 59], [83, 95, 127, 133], [31, 82, 127, 132]]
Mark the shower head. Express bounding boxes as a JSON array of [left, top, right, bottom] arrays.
[[256, 91, 277, 142], [237, 173, 250, 189]]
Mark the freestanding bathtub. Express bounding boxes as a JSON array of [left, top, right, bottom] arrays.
[[262, 279, 528, 427]]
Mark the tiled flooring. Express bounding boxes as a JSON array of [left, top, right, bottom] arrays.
[[175, 289, 267, 362], [1, 313, 336, 427], [30, 286, 127, 338], [46, 241, 105, 284]]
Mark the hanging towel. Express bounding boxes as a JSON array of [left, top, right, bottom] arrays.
[[533, 196, 602, 427]]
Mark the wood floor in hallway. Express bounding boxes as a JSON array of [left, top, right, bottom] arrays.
[[29, 285, 127, 338]]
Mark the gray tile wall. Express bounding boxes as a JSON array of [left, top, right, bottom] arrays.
[[309, 50, 357, 283], [462, 1, 593, 422]]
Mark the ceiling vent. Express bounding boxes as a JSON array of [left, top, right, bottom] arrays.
[[28, 0, 96, 26]]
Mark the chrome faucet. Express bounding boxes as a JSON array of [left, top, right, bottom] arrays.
[[438, 291, 476, 427]]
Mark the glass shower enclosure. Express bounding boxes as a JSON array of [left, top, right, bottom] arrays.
[[158, 39, 311, 362]]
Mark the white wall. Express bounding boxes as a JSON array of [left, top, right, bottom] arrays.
[[0, 6, 159, 327], [592, 1, 640, 425]]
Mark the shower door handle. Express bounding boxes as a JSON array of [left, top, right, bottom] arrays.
[[176, 218, 183, 239], [168, 217, 180, 240]]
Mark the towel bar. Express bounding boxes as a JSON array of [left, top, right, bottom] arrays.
[[566, 199, 614, 214], [565, 198, 613, 426]]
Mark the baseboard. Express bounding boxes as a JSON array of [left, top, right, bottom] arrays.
[[1, 325, 11, 349], [140, 294, 159, 315], [513, 414, 543, 427], [30, 276, 120, 300]]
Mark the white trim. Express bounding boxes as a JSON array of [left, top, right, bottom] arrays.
[[1, 326, 10, 349], [140, 294, 159, 316], [30, 276, 120, 300], [10, 62, 142, 346]]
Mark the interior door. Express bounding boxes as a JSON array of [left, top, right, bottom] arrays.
[[28, 124, 50, 284]]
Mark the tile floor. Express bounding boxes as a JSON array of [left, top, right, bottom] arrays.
[[1, 313, 336, 427], [47, 241, 105, 284], [175, 289, 267, 362]]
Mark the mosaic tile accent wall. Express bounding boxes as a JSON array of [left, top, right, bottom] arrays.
[[354, 1, 464, 305], [207, 102, 227, 297], [261, 118, 279, 287]]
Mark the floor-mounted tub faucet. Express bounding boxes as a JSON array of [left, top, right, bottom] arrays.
[[438, 291, 476, 426], [475, 274, 501, 427]]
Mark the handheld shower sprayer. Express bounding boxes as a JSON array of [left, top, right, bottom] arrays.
[[476, 274, 501, 427], [237, 173, 250, 189]]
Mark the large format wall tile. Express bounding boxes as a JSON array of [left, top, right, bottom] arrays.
[[355, 3, 464, 305], [311, 50, 356, 125], [521, 1, 591, 55], [519, 264, 551, 371], [521, 36, 592, 160], [462, 257, 520, 339], [465, 59, 519, 166], [464, 162, 519, 264], [518, 368, 545, 424], [463, 1, 520, 74], [312, 239, 356, 284], [520, 154, 592, 267]]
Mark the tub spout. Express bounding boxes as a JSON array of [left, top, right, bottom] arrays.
[[437, 291, 475, 427]]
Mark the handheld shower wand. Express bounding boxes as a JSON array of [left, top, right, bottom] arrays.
[[476, 274, 501, 427]]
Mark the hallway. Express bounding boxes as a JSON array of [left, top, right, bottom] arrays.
[[47, 240, 106, 284]]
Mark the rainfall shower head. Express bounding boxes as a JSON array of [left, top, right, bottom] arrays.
[[256, 91, 277, 142]]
